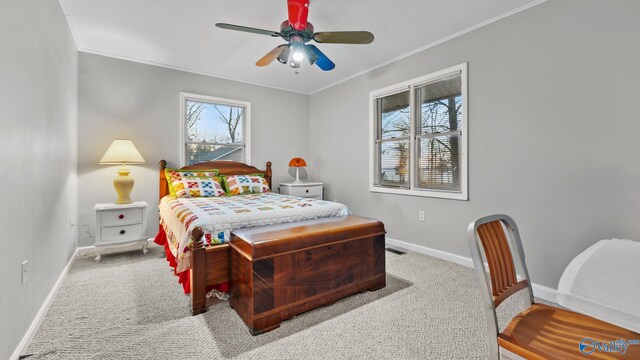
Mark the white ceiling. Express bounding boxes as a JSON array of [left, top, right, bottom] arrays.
[[60, 0, 542, 94]]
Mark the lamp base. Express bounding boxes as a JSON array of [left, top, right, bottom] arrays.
[[113, 165, 134, 204], [292, 167, 303, 184]]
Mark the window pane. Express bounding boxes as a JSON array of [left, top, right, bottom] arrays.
[[416, 76, 461, 135], [376, 140, 410, 188], [186, 100, 244, 144], [186, 144, 243, 165], [416, 135, 461, 192], [370, 65, 467, 198], [378, 91, 410, 140]]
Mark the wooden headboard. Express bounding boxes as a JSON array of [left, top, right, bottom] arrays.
[[159, 159, 272, 201]]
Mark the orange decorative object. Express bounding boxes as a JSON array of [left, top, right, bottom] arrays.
[[288, 157, 307, 167], [288, 157, 307, 183]]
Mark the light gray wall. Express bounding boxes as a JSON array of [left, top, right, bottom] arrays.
[[78, 53, 311, 246], [309, 0, 640, 289], [0, 1, 78, 358]]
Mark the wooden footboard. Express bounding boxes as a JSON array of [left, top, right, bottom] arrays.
[[190, 227, 230, 315]]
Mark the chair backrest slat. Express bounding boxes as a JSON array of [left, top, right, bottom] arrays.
[[468, 215, 534, 359], [477, 220, 519, 305]]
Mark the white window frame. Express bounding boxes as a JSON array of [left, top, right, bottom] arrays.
[[179, 92, 251, 167], [368, 63, 468, 200]]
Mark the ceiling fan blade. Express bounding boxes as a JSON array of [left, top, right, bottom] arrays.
[[307, 45, 335, 71], [287, 0, 310, 31], [313, 31, 374, 44], [215, 23, 281, 37], [256, 45, 287, 66]]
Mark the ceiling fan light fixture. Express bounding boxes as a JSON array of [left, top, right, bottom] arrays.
[[277, 45, 291, 64], [290, 38, 306, 62], [216, 0, 373, 72], [304, 45, 318, 65], [292, 51, 305, 62]]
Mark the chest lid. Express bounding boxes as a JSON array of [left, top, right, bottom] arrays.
[[230, 215, 385, 260]]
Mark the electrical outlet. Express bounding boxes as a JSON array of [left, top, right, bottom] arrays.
[[418, 211, 425, 222], [22, 260, 28, 285]]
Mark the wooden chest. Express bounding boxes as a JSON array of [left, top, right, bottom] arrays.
[[229, 215, 386, 335]]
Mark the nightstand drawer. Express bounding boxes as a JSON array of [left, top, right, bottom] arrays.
[[287, 185, 322, 198], [100, 208, 143, 226], [101, 223, 143, 242]]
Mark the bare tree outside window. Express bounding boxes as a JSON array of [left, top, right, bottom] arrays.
[[371, 64, 467, 199], [183, 96, 247, 165], [213, 105, 243, 143], [186, 101, 205, 130], [416, 78, 462, 191], [377, 91, 410, 187]]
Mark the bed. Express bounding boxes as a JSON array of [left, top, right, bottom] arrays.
[[154, 159, 374, 316]]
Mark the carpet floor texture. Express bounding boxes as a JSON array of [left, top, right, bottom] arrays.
[[25, 246, 543, 359]]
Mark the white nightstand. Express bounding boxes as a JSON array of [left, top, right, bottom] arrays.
[[279, 182, 323, 200], [94, 201, 148, 262]]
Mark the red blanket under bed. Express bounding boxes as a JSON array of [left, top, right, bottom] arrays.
[[154, 227, 229, 294]]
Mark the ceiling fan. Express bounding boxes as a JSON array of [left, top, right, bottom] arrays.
[[215, 0, 374, 71]]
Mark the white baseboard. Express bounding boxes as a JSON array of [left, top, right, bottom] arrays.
[[10, 247, 79, 360], [386, 237, 474, 268], [530, 283, 558, 303], [385, 237, 558, 303]]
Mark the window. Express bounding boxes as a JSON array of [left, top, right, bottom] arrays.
[[180, 93, 251, 166], [369, 63, 467, 200]]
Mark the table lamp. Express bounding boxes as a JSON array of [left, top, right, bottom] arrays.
[[288, 157, 307, 184], [99, 139, 145, 204]]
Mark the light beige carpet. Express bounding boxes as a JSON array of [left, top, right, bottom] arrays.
[[25, 245, 540, 359]]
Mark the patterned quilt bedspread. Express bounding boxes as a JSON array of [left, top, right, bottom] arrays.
[[159, 192, 350, 273]]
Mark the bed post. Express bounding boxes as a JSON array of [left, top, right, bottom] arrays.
[[190, 226, 207, 315], [159, 160, 168, 232], [266, 161, 272, 189], [159, 160, 168, 194]]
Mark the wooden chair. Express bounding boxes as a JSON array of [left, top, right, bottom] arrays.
[[468, 214, 640, 359]]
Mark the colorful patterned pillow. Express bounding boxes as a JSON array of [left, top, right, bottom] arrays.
[[174, 176, 225, 198], [224, 175, 270, 195], [165, 168, 219, 196]]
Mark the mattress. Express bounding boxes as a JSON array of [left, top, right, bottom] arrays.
[[159, 192, 349, 273], [557, 239, 640, 333]]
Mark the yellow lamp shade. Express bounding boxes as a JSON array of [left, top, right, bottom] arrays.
[[100, 139, 145, 164], [100, 139, 145, 204]]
